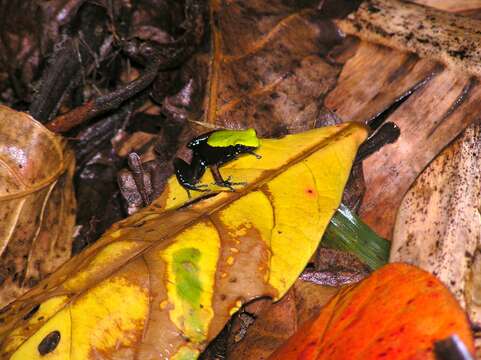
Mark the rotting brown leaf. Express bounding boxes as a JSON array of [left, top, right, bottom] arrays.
[[325, 41, 439, 124], [360, 68, 481, 238], [225, 280, 338, 360], [0, 106, 75, 307], [413, 0, 481, 12], [187, 0, 343, 136], [336, 0, 481, 77], [325, 40, 481, 238]]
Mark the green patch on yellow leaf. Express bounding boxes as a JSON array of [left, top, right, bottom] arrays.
[[162, 222, 220, 343], [172, 346, 200, 360], [173, 248, 202, 305]]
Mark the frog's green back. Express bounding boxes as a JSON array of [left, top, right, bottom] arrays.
[[207, 129, 260, 147]]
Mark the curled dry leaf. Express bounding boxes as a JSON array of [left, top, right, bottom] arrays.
[[0, 123, 366, 359], [0, 106, 76, 308], [412, 0, 481, 12], [268, 263, 474, 360]]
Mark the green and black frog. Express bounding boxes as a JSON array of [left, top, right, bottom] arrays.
[[174, 128, 261, 193]]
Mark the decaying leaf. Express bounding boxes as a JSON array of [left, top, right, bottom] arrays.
[[225, 280, 339, 360], [187, 0, 343, 136], [413, 0, 481, 12], [325, 39, 481, 238], [0, 106, 75, 308], [0, 123, 367, 359], [209, 249, 366, 360], [391, 120, 481, 323], [336, 0, 481, 77], [268, 263, 475, 360]]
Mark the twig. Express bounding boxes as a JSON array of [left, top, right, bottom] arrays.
[[45, 59, 161, 133], [29, 3, 109, 122], [45, 0, 206, 133]]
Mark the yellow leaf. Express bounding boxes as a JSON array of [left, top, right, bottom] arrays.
[[0, 123, 367, 359]]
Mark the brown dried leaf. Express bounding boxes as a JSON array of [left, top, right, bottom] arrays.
[[336, 0, 481, 77], [0, 106, 75, 307], [226, 281, 338, 360], [325, 42, 439, 124], [325, 40, 481, 238], [190, 0, 342, 136], [360, 68, 481, 238], [412, 0, 481, 12]]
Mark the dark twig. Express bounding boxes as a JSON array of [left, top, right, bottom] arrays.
[[434, 335, 474, 360], [29, 2, 109, 122], [127, 152, 151, 206], [45, 59, 162, 132], [355, 122, 400, 163], [45, 0, 206, 133]]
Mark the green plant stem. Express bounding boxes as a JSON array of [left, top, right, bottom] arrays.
[[323, 203, 390, 270]]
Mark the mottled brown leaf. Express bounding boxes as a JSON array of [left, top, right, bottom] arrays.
[[413, 0, 481, 12], [336, 0, 481, 77], [325, 40, 481, 238], [392, 120, 481, 334], [0, 106, 75, 307], [189, 0, 342, 136]]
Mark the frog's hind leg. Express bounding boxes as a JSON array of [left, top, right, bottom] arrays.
[[210, 165, 247, 191], [173, 157, 208, 194]]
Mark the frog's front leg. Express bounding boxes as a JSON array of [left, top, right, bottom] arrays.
[[174, 155, 208, 193], [245, 149, 262, 159], [210, 165, 247, 191]]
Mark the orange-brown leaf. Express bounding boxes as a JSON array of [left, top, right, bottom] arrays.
[[269, 263, 474, 360]]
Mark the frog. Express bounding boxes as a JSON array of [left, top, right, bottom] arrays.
[[174, 128, 261, 194]]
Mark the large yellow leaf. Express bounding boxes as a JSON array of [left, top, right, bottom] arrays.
[[0, 123, 367, 359]]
